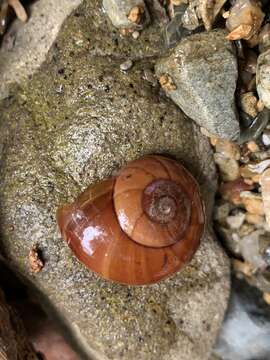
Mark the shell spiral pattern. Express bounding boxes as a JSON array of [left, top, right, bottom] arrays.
[[57, 155, 205, 285]]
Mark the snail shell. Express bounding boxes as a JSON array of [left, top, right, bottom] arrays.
[[57, 155, 205, 285]]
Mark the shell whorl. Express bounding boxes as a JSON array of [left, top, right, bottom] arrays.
[[114, 157, 192, 248]]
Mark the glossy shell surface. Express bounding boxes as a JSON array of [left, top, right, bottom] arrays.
[[57, 155, 205, 285]]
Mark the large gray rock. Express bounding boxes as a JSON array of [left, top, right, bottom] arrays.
[[257, 49, 270, 110], [0, 1, 230, 359], [155, 29, 240, 140]]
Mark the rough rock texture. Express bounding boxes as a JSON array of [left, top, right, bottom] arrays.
[[0, 0, 83, 100], [0, 0, 168, 101], [257, 49, 270, 109], [0, 1, 230, 359], [214, 278, 270, 360], [103, 0, 150, 29], [155, 29, 240, 140]]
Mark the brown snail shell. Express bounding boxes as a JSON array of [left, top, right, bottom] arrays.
[[57, 155, 205, 285]]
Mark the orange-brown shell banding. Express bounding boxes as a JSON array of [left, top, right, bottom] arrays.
[[57, 155, 205, 285]]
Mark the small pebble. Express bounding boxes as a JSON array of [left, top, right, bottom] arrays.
[[210, 136, 218, 146], [245, 213, 264, 225], [213, 138, 240, 160], [132, 30, 140, 39], [261, 168, 270, 226], [55, 84, 64, 94], [246, 141, 259, 153], [233, 259, 253, 277], [262, 131, 270, 147], [257, 99, 265, 112], [120, 59, 133, 71], [239, 92, 258, 118], [222, 11, 230, 19], [226, 211, 246, 229], [241, 193, 264, 215], [214, 154, 240, 181], [240, 229, 267, 269], [219, 178, 253, 205], [263, 292, 270, 305]]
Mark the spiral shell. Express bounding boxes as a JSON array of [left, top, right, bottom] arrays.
[[57, 155, 205, 285]]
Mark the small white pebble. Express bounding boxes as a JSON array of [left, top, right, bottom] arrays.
[[226, 212, 246, 229], [222, 10, 230, 19], [132, 31, 140, 39], [262, 132, 270, 147], [120, 59, 133, 71]]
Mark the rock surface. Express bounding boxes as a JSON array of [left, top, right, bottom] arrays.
[[257, 48, 270, 109], [0, 0, 168, 101], [155, 29, 240, 140], [0, 1, 230, 359], [214, 278, 270, 360], [0, 0, 83, 101]]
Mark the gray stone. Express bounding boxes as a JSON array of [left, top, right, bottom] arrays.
[[103, 0, 150, 29], [155, 29, 240, 140], [0, 1, 230, 359], [214, 278, 270, 360], [120, 59, 133, 71], [257, 49, 270, 109]]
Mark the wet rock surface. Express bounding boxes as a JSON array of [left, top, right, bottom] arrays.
[[155, 29, 240, 140], [0, 1, 230, 359], [0, 0, 83, 101], [214, 278, 270, 360]]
